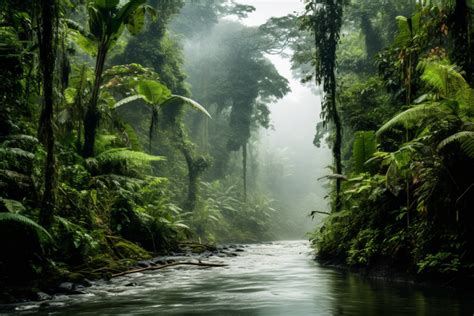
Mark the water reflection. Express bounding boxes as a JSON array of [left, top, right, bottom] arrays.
[[3, 241, 473, 315]]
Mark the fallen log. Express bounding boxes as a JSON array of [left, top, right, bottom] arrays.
[[111, 261, 228, 278]]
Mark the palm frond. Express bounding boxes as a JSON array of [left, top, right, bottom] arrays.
[[160, 95, 212, 119], [376, 103, 446, 137], [0, 213, 52, 243], [438, 131, 474, 158], [114, 94, 145, 108], [417, 59, 470, 100]]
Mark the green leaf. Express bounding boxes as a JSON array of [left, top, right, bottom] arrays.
[[376, 102, 447, 137], [68, 29, 98, 56], [114, 94, 145, 108], [94, 0, 119, 9], [160, 95, 212, 118], [1, 198, 26, 213], [0, 213, 52, 243], [87, 5, 104, 40], [352, 131, 376, 174], [125, 6, 145, 35], [136, 80, 171, 104], [114, 0, 146, 35], [438, 131, 474, 158]]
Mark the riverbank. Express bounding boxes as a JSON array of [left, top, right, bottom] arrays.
[[0, 243, 245, 305], [2, 240, 473, 315], [316, 256, 474, 291]]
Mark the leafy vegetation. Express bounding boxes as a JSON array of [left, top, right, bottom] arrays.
[[304, 0, 474, 281], [0, 0, 472, 301]]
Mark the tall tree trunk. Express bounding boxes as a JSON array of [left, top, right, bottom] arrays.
[[242, 142, 247, 202], [360, 13, 383, 63], [82, 43, 108, 158], [449, 0, 473, 84], [176, 125, 208, 212], [38, 0, 57, 228], [330, 70, 342, 212]]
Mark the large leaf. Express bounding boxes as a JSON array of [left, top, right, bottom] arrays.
[[94, 0, 119, 9], [0, 213, 52, 243], [87, 5, 104, 40], [394, 13, 421, 47], [68, 29, 98, 55], [113, 0, 146, 35], [0, 198, 26, 213], [114, 94, 145, 108], [160, 95, 212, 118], [136, 80, 171, 104], [376, 102, 446, 137], [352, 131, 376, 174], [125, 5, 145, 35], [418, 59, 470, 101], [438, 131, 474, 159]]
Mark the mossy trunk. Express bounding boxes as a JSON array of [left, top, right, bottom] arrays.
[[83, 43, 108, 158], [38, 0, 57, 228]]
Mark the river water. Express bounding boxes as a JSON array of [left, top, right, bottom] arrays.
[[4, 240, 474, 315]]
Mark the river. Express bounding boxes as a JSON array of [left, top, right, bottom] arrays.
[[3, 240, 473, 315]]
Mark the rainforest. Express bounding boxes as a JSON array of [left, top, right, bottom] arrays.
[[0, 0, 473, 314]]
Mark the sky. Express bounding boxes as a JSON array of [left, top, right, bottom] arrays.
[[232, 0, 333, 233]]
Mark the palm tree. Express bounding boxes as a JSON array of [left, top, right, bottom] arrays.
[[115, 79, 211, 211], [78, 0, 150, 158]]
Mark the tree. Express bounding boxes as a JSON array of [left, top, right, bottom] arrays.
[[184, 21, 289, 200], [75, 0, 151, 158], [114, 79, 211, 211], [37, 0, 58, 228], [301, 0, 347, 211]]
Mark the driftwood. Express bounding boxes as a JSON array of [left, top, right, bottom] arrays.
[[111, 261, 228, 278]]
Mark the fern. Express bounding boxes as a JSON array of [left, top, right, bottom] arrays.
[[0, 213, 52, 243], [438, 131, 474, 159], [376, 102, 448, 137], [0, 134, 39, 148], [352, 131, 377, 174], [418, 59, 469, 99], [0, 198, 26, 213], [95, 148, 165, 165]]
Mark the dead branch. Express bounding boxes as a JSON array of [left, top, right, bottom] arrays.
[[111, 261, 228, 278]]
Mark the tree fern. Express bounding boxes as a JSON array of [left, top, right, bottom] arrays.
[[0, 212, 52, 243], [352, 131, 376, 174], [438, 131, 474, 159]]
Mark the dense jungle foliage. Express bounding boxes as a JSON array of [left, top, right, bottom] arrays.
[[0, 0, 473, 301], [296, 0, 474, 282], [0, 0, 297, 297]]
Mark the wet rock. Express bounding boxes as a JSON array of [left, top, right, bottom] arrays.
[[83, 279, 93, 287], [136, 261, 150, 268], [58, 282, 74, 292], [235, 248, 245, 252], [36, 292, 51, 301], [125, 282, 137, 287], [152, 259, 167, 265], [69, 289, 87, 295]]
